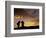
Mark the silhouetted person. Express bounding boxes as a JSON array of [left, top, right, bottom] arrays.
[[21, 21, 24, 28], [17, 21, 20, 28]]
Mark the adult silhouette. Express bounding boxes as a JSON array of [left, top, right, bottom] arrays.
[[17, 21, 20, 28], [21, 21, 24, 28]]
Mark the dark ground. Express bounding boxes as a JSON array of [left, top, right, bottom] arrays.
[[14, 26, 39, 30]]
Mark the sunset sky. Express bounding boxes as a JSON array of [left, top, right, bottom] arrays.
[[14, 8, 39, 28]]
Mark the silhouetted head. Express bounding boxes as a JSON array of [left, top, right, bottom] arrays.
[[21, 21, 24, 23], [18, 21, 20, 23]]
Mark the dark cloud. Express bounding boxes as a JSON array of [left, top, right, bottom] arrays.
[[14, 8, 39, 18]]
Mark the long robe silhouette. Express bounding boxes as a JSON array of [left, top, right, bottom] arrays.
[[17, 21, 20, 28]]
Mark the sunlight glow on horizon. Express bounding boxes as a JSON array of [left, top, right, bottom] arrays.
[[14, 16, 39, 27]]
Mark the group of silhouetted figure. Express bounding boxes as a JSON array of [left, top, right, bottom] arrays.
[[17, 21, 24, 28]]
